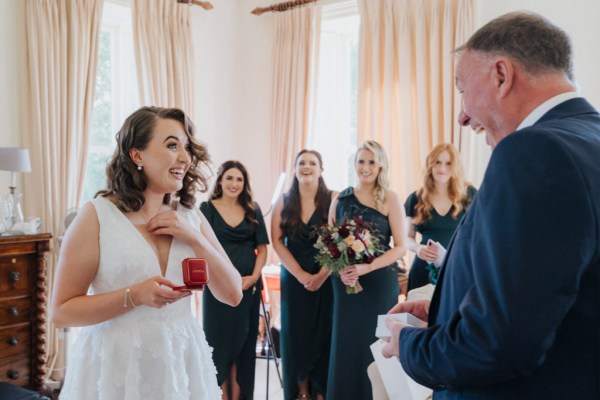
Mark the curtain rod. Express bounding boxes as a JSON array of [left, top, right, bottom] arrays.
[[251, 0, 318, 16], [176, 0, 214, 11]]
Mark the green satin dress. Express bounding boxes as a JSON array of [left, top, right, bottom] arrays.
[[404, 185, 477, 291], [327, 187, 399, 400], [200, 201, 269, 400], [280, 194, 333, 400]]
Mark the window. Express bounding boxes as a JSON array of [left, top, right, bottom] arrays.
[[308, 2, 359, 191], [80, 1, 138, 204]]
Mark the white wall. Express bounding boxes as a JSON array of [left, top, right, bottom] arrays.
[[191, 0, 274, 210], [0, 0, 25, 192], [479, 0, 600, 109]]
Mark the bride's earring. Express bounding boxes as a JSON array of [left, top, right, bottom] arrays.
[[137, 163, 143, 171]]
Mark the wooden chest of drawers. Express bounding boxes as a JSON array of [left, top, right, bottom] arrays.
[[0, 234, 51, 390]]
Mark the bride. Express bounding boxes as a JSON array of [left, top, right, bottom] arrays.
[[51, 106, 242, 400]]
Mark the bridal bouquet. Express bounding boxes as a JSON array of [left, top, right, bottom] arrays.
[[314, 216, 380, 294]]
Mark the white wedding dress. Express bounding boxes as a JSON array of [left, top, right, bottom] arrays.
[[59, 197, 221, 400]]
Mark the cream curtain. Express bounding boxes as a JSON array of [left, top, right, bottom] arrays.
[[357, 0, 477, 197], [23, 0, 104, 381], [132, 0, 195, 117], [270, 5, 322, 192]]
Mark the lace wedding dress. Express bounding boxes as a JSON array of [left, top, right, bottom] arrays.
[[59, 197, 221, 400]]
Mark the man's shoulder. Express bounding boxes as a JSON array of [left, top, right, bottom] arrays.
[[489, 105, 600, 204], [537, 97, 600, 124], [502, 104, 600, 159], [522, 97, 600, 144]]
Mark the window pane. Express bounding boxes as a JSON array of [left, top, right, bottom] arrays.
[[82, 29, 112, 202], [308, 10, 359, 191], [80, 2, 138, 205]]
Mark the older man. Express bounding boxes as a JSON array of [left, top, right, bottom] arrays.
[[384, 11, 600, 399]]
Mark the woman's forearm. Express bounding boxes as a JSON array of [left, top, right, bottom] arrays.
[[368, 245, 407, 271], [52, 288, 135, 328], [251, 245, 268, 281], [272, 240, 309, 282], [192, 240, 242, 306]]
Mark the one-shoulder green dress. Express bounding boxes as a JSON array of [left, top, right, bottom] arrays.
[[280, 194, 333, 400], [200, 201, 269, 400], [327, 187, 399, 400]]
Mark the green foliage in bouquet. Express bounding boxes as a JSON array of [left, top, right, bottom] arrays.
[[313, 216, 381, 294]]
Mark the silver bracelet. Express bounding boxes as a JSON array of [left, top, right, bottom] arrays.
[[127, 288, 138, 308], [124, 288, 130, 308]]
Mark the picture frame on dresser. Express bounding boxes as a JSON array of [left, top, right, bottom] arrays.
[[0, 234, 52, 394]]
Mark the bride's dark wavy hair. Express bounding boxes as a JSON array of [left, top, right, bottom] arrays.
[[96, 106, 211, 212], [209, 160, 259, 230], [280, 149, 330, 239]]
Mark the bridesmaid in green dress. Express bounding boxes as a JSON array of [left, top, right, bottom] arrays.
[[200, 161, 269, 400], [327, 141, 407, 400], [271, 150, 337, 400], [405, 143, 477, 291]]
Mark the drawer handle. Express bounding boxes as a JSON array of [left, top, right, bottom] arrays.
[[8, 336, 19, 346], [8, 306, 18, 316], [7, 369, 19, 380], [9, 271, 21, 283]]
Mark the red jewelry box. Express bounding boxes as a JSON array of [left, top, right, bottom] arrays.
[[173, 258, 209, 290]]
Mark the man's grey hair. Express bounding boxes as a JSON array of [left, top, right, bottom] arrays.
[[456, 11, 574, 81]]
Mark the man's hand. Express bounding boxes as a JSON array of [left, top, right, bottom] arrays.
[[388, 299, 431, 322], [382, 299, 431, 359], [382, 317, 408, 358]]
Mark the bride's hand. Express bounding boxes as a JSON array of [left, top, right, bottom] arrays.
[[130, 275, 191, 308], [145, 211, 197, 244]]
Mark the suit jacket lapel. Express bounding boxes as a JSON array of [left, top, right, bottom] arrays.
[[427, 200, 475, 326]]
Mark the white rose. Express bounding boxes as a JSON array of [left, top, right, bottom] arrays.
[[351, 240, 365, 253]]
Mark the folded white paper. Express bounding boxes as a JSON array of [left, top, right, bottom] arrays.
[[370, 340, 433, 400], [376, 313, 427, 339]]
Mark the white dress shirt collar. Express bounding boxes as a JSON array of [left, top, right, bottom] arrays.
[[517, 91, 579, 131]]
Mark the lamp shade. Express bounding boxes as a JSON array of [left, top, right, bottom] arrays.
[[0, 147, 32, 173]]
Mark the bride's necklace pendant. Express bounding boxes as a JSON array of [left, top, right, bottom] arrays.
[[139, 209, 151, 224], [138, 207, 158, 225]]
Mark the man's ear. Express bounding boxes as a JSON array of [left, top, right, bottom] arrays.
[[129, 148, 142, 165], [493, 57, 514, 98]]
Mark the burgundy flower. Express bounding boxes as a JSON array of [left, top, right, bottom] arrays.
[[363, 254, 375, 264], [329, 246, 341, 258], [324, 233, 334, 245], [338, 226, 350, 238], [347, 247, 356, 261]]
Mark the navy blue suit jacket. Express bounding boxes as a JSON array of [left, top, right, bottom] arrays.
[[399, 98, 600, 399]]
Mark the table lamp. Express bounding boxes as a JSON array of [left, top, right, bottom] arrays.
[[0, 147, 31, 234]]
